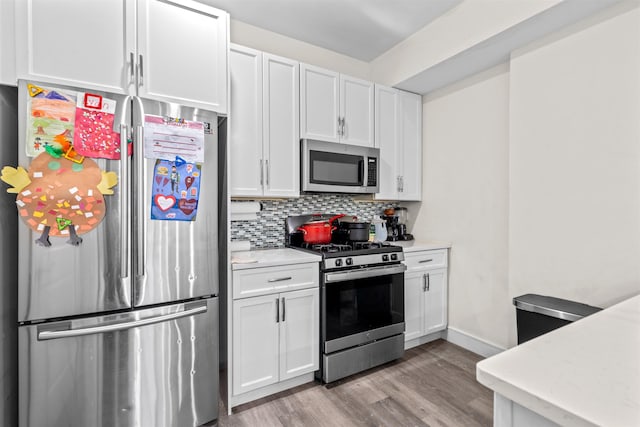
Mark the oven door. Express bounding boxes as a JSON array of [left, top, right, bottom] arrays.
[[322, 264, 406, 354]]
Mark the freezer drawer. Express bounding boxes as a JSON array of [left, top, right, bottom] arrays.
[[19, 298, 219, 427]]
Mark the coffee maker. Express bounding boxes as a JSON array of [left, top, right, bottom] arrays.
[[382, 207, 413, 241]]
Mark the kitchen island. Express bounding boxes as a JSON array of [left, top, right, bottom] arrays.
[[476, 294, 640, 427]]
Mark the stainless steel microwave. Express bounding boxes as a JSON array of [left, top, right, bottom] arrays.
[[301, 139, 379, 194]]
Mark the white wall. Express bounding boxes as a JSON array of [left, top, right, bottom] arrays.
[[413, 64, 511, 349], [508, 2, 640, 344], [415, 1, 640, 350], [370, 0, 562, 87], [229, 20, 370, 80]]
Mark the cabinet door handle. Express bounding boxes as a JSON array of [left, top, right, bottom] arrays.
[[259, 159, 264, 186], [265, 159, 270, 187], [423, 274, 427, 292], [426, 272, 430, 291], [400, 176, 404, 192], [129, 52, 135, 81], [267, 276, 292, 283], [337, 117, 342, 136], [281, 297, 285, 322], [342, 117, 346, 138], [418, 259, 433, 264], [138, 54, 144, 85], [276, 297, 280, 323]]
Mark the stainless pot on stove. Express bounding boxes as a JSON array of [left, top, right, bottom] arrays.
[[332, 216, 371, 242]]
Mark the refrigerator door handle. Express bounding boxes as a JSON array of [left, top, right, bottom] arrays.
[[135, 123, 146, 277], [37, 302, 208, 341], [119, 122, 130, 282]]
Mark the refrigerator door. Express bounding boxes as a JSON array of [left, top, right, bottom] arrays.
[[132, 98, 218, 307], [19, 297, 219, 427], [17, 81, 132, 322]]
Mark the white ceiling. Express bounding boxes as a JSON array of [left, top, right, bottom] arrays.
[[200, 0, 463, 62]]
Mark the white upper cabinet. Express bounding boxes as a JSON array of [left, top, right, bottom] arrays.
[[137, 0, 228, 112], [16, 0, 228, 113], [300, 63, 374, 147], [16, 0, 134, 94], [375, 85, 422, 201], [229, 45, 263, 196], [0, 0, 16, 86], [229, 44, 299, 198]]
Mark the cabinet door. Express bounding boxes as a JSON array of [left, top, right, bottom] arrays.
[[374, 84, 400, 200], [340, 75, 374, 147], [229, 45, 263, 197], [404, 270, 425, 342], [137, 0, 228, 112], [15, 0, 134, 93], [263, 53, 299, 198], [232, 295, 279, 395], [424, 268, 448, 334], [300, 64, 339, 142], [0, 0, 16, 85], [398, 90, 422, 201], [279, 288, 319, 381]]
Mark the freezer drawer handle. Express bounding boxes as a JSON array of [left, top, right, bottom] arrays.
[[37, 303, 208, 341]]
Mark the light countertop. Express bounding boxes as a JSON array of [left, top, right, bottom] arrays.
[[476, 294, 640, 427], [231, 248, 321, 270], [393, 240, 451, 252]]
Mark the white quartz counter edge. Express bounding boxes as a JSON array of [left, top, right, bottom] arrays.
[[476, 294, 640, 427], [231, 248, 322, 270], [394, 240, 451, 253]]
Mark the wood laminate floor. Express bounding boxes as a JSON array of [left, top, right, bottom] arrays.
[[217, 339, 493, 427]]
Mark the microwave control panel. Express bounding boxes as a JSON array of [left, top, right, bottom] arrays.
[[367, 157, 377, 186]]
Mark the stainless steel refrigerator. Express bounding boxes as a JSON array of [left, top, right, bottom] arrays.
[[14, 80, 219, 427]]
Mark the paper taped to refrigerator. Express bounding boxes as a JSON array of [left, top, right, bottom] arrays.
[[143, 115, 205, 163], [25, 84, 76, 157]]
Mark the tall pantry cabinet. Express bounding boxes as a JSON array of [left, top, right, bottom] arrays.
[[229, 44, 300, 197], [15, 0, 228, 113], [375, 85, 422, 201]]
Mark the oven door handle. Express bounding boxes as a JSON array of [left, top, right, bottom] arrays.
[[324, 264, 407, 283]]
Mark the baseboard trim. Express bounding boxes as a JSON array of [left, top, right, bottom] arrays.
[[229, 373, 315, 411], [444, 327, 506, 358], [405, 331, 445, 350]]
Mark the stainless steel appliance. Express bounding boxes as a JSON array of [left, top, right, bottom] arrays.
[[382, 207, 414, 241], [301, 139, 379, 194], [0, 84, 18, 427], [14, 80, 219, 427], [286, 214, 405, 383]]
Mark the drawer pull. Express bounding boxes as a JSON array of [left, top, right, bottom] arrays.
[[419, 259, 434, 264], [268, 276, 292, 283]]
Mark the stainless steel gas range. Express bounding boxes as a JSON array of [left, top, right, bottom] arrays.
[[286, 214, 406, 383]]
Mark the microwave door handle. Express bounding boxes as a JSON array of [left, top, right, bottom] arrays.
[[358, 159, 364, 186]]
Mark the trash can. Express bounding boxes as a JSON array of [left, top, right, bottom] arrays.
[[513, 294, 602, 344]]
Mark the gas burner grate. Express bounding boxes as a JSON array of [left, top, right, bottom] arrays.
[[301, 243, 353, 252], [352, 241, 388, 250]]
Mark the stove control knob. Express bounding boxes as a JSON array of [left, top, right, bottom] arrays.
[[345, 258, 353, 266], [391, 254, 398, 261], [335, 259, 343, 267], [382, 254, 389, 262]]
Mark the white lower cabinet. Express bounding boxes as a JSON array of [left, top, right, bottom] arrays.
[[403, 249, 448, 347], [231, 262, 319, 403]]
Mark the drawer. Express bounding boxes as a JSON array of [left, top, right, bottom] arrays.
[[403, 249, 448, 270], [233, 262, 319, 299]]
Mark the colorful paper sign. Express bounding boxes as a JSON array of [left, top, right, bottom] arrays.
[[26, 84, 76, 157], [73, 92, 123, 159], [151, 159, 201, 221], [143, 115, 205, 163], [0, 151, 118, 247]]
